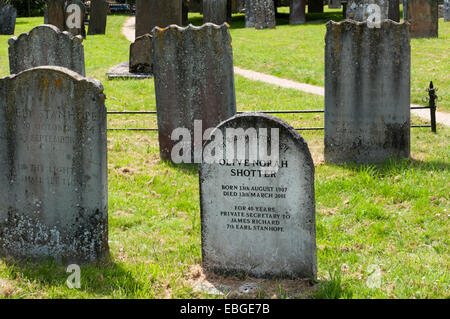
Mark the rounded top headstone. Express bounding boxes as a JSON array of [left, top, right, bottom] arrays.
[[200, 113, 317, 279]]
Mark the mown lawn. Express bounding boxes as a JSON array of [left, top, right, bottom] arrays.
[[0, 12, 448, 299]]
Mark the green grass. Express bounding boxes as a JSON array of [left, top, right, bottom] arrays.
[[0, 12, 449, 299]]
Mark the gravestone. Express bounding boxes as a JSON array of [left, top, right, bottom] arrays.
[[388, 0, 400, 22], [47, 0, 65, 31], [402, 0, 407, 20], [325, 20, 411, 164], [0, 66, 108, 263], [0, 3, 16, 35], [444, 0, 449, 22], [346, 0, 389, 21], [290, 0, 306, 24], [189, 0, 204, 13], [405, 0, 438, 38], [227, 0, 233, 22], [8, 25, 85, 76], [200, 113, 317, 279], [203, 0, 228, 24], [136, 0, 182, 38], [130, 34, 153, 74], [245, 0, 276, 29], [152, 24, 236, 162], [329, 0, 342, 9], [236, 0, 246, 11], [182, 0, 189, 25], [65, 0, 86, 38], [88, 0, 108, 35], [308, 0, 324, 13]]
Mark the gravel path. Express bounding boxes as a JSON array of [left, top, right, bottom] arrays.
[[122, 17, 135, 42], [121, 17, 449, 127]]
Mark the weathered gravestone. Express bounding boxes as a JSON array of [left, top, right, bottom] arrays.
[[152, 24, 236, 162], [325, 20, 411, 164], [308, 0, 324, 13], [388, 0, 400, 22], [88, 0, 108, 35], [203, 0, 228, 24], [46, 0, 65, 30], [405, 0, 438, 38], [136, 0, 182, 38], [245, 0, 276, 29], [200, 113, 317, 279], [129, 34, 153, 74], [0, 3, 16, 35], [346, 0, 389, 21], [8, 24, 85, 76], [65, 0, 86, 38], [444, 0, 449, 22], [329, 0, 342, 9], [0, 66, 108, 263], [290, 0, 306, 24]]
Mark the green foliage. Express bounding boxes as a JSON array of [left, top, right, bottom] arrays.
[[3, 0, 47, 17]]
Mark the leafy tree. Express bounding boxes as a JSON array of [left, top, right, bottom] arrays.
[[3, 0, 47, 17]]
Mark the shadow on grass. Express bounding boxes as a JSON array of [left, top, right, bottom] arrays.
[[328, 157, 450, 175], [187, 12, 345, 29], [1, 255, 147, 297], [164, 161, 199, 176]]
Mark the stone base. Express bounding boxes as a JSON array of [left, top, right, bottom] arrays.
[[106, 62, 153, 80]]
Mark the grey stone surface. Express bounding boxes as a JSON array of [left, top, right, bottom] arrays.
[[405, 0, 438, 38], [444, 0, 449, 22], [8, 24, 85, 76], [308, 0, 324, 13], [388, 0, 400, 22], [136, 0, 182, 38], [64, 0, 86, 38], [0, 66, 108, 263], [245, 0, 276, 29], [152, 23, 236, 162], [44, 7, 48, 24], [106, 62, 153, 80], [329, 0, 342, 9], [346, 0, 389, 21], [130, 34, 153, 74], [200, 113, 317, 279], [325, 20, 411, 164], [0, 3, 16, 35], [188, 0, 204, 13], [47, 0, 65, 30], [88, 0, 108, 35], [203, 0, 228, 24], [290, 0, 306, 24]]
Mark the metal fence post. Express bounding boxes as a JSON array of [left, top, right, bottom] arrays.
[[428, 81, 437, 133]]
